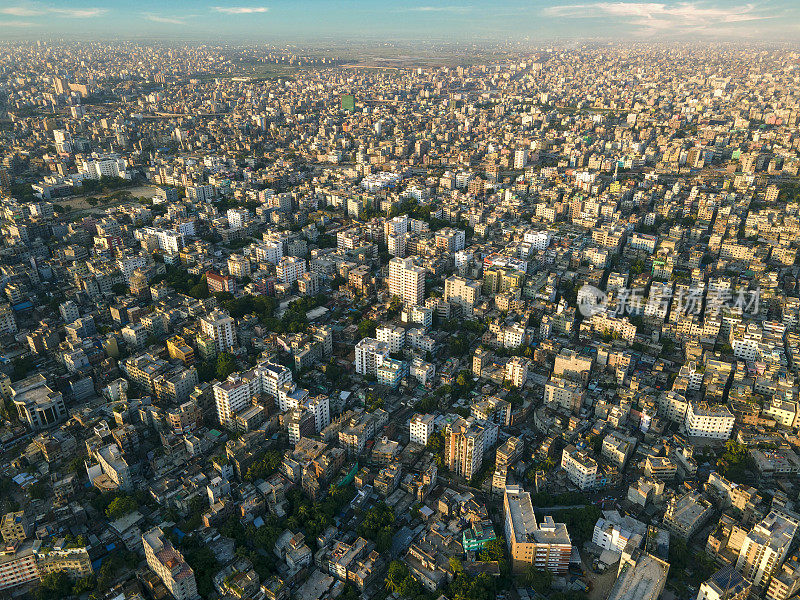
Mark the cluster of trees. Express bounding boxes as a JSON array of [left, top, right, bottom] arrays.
[[547, 505, 601, 546], [668, 537, 717, 587], [11, 355, 36, 381], [36, 571, 96, 600], [528, 490, 586, 507], [385, 560, 426, 599], [357, 318, 377, 339], [717, 440, 751, 483], [152, 267, 210, 299], [357, 501, 395, 552], [105, 495, 138, 520], [426, 430, 446, 469], [244, 449, 282, 482], [196, 351, 238, 383], [179, 533, 218, 597], [214, 291, 277, 320], [260, 294, 328, 334], [284, 484, 353, 546]]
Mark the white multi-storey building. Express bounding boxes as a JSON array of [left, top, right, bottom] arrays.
[[506, 356, 530, 388], [276, 256, 307, 285], [140, 227, 184, 254], [684, 402, 735, 440], [444, 275, 481, 314], [388, 257, 425, 306], [410, 413, 434, 446], [200, 310, 236, 353], [213, 370, 260, 428], [736, 511, 799, 589], [561, 445, 599, 490], [256, 361, 293, 399], [354, 338, 390, 376], [376, 325, 405, 354], [143, 527, 199, 600]]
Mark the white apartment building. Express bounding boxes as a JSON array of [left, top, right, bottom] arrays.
[[80, 154, 127, 180], [143, 527, 199, 600], [658, 390, 689, 423], [592, 510, 647, 552], [200, 310, 236, 353], [388, 257, 425, 306], [545, 378, 584, 413], [445, 417, 486, 479], [254, 240, 283, 265], [409, 358, 435, 386], [629, 232, 658, 253], [376, 325, 406, 354], [561, 445, 598, 490], [684, 402, 735, 440], [444, 275, 481, 314], [256, 361, 293, 399], [304, 395, 331, 433], [213, 370, 260, 428], [186, 184, 214, 203], [736, 511, 799, 589], [523, 230, 552, 250], [506, 356, 530, 388], [410, 413, 434, 445], [276, 256, 307, 285], [514, 148, 528, 169], [140, 227, 184, 254], [354, 338, 390, 376], [227, 208, 250, 229]]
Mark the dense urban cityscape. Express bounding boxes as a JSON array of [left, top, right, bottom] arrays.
[[0, 25, 800, 600]]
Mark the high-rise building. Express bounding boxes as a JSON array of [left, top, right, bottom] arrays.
[[736, 511, 799, 589], [276, 256, 307, 285], [445, 416, 497, 479], [444, 275, 481, 314], [503, 485, 571, 574], [376, 325, 405, 354], [200, 309, 236, 354], [410, 413, 434, 446], [257, 361, 293, 400], [505, 356, 530, 388], [388, 257, 425, 306], [143, 527, 199, 600], [354, 338, 390, 376], [213, 370, 260, 429]]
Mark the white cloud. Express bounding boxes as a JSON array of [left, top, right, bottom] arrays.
[[0, 7, 39, 16], [543, 2, 776, 36], [0, 4, 106, 18], [0, 19, 36, 27], [144, 13, 187, 24], [406, 5, 472, 12], [212, 6, 269, 14], [50, 7, 107, 18]]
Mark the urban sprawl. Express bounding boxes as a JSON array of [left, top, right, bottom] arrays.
[[0, 41, 799, 600]]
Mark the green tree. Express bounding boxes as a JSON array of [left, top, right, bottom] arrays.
[[105, 495, 137, 520], [385, 560, 408, 594], [37, 571, 72, 600], [216, 352, 237, 380], [525, 566, 552, 593], [357, 318, 377, 339]]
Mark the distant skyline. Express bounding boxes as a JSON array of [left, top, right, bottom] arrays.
[[0, 1, 798, 42]]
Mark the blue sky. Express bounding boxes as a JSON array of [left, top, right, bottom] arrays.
[[0, 1, 797, 41]]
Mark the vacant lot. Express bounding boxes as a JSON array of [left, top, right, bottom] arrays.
[[54, 184, 159, 214]]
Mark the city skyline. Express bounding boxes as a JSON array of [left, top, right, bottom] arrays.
[[0, 0, 798, 42]]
